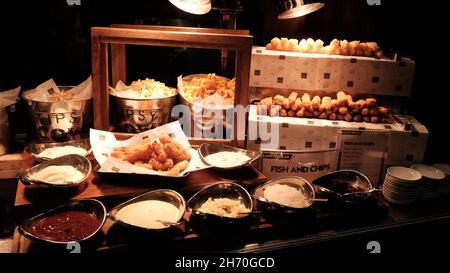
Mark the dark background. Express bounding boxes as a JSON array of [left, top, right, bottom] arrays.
[[0, 0, 447, 162]]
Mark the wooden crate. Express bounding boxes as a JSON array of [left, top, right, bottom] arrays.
[[90, 25, 253, 147]]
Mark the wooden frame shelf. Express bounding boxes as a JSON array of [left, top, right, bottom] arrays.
[[91, 25, 253, 146]]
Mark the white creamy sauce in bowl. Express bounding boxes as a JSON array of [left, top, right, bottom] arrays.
[[115, 200, 181, 229], [38, 146, 88, 159], [31, 165, 85, 185], [263, 184, 311, 209], [204, 151, 251, 168]]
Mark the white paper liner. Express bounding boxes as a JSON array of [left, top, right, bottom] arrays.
[[23, 76, 92, 102], [109, 80, 176, 99], [0, 86, 20, 108], [90, 121, 210, 176]]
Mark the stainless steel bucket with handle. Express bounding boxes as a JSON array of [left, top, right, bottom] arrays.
[[22, 86, 92, 142]]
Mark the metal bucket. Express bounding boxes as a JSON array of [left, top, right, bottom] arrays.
[[0, 103, 17, 156], [22, 86, 92, 143], [179, 74, 234, 137], [110, 92, 177, 133]]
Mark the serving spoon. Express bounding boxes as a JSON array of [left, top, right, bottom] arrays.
[[316, 186, 380, 196]]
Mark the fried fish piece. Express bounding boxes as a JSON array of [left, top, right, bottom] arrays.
[[110, 135, 191, 176]]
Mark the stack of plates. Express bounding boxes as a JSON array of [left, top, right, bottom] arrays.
[[432, 164, 450, 195], [382, 166, 422, 205], [412, 164, 446, 200]]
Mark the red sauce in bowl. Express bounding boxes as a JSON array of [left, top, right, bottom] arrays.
[[28, 211, 102, 242]]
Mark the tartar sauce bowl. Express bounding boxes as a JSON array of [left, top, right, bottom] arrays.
[[198, 142, 262, 171], [108, 189, 186, 232], [187, 182, 253, 225], [253, 176, 316, 214], [25, 138, 92, 162], [18, 154, 92, 189], [19, 199, 106, 245]]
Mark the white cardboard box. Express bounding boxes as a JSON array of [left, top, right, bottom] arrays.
[[247, 105, 428, 186], [386, 115, 429, 166], [250, 47, 415, 97]]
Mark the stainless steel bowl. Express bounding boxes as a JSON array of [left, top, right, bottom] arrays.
[[198, 142, 262, 171], [312, 170, 373, 203], [187, 182, 253, 224], [22, 86, 92, 142], [18, 154, 92, 188], [19, 199, 106, 245], [25, 138, 92, 161], [253, 176, 316, 212], [110, 90, 177, 133], [108, 189, 186, 232], [179, 74, 234, 134]]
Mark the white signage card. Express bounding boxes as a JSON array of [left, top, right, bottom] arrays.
[[338, 130, 389, 186]]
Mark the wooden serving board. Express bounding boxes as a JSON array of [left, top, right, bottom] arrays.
[[0, 153, 25, 179]]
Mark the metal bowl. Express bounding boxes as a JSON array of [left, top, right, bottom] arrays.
[[18, 154, 92, 188], [109, 90, 178, 133], [22, 86, 92, 142], [198, 142, 262, 171], [253, 176, 315, 213], [179, 74, 234, 133], [312, 170, 373, 203], [187, 182, 253, 224], [19, 199, 106, 245], [108, 189, 186, 232], [25, 139, 92, 161]]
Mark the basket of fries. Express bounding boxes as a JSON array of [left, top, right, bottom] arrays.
[[22, 77, 92, 142], [178, 74, 235, 134]]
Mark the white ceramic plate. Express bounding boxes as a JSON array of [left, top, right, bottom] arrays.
[[411, 164, 446, 181], [386, 166, 422, 182]]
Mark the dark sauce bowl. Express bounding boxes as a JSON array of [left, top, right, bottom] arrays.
[[19, 199, 106, 245], [312, 170, 373, 204]]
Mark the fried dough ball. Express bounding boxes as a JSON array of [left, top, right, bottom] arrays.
[[288, 92, 299, 106], [291, 97, 302, 111]]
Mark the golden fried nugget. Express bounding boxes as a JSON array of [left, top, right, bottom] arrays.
[[110, 135, 191, 176]]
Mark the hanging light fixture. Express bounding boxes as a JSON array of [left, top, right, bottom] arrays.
[[277, 0, 324, 19], [168, 0, 212, 15]]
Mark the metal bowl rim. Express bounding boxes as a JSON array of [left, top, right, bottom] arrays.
[[22, 86, 92, 103], [25, 139, 92, 161], [109, 88, 179, 102], [108, 189, 186, 231], [18, 198, 107, 245], [197, 142, 262, 171], [187, 182, 253, 219], [253, 176, 316, 210], [19, 154, 92, 188], [312, 169, 373, 190]]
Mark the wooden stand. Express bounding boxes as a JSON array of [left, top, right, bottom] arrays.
[[91, 25, 253, 147]]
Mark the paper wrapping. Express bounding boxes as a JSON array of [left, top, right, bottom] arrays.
[[177, 75, 233, 109], [0, 86, 21, 108], [23, 76, 92, 102], [90, 121, 210, 176], [250, 47, 415, 97]]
